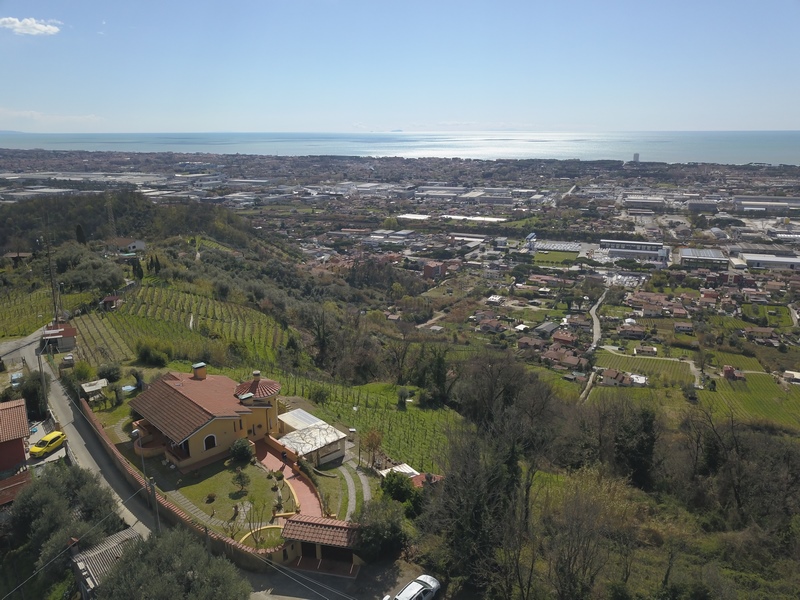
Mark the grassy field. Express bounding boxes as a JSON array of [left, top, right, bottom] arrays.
[[741, 304, 794, 329], [532, 250, 579, 265], [595, 350, 694, 386]]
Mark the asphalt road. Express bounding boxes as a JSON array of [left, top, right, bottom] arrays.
[[2, 331, 405, 599], [0, 330, 154, 538]]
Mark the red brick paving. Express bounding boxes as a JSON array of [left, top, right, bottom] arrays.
[[254, 440, 323, 517]]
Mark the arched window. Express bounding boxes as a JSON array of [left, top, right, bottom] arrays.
[[204, 435, 216, 451]]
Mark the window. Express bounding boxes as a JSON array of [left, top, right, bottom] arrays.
[[204, 435, 217, 451]]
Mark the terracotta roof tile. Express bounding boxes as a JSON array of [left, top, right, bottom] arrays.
[[234, 377, 281, 400], [0, 399, 29, 443], [0, 470, 32, 506], [282, 514, 359, 548], [129, 372, 250, 443]]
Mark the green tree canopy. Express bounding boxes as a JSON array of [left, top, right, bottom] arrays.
[[97, 528, 251, 600]]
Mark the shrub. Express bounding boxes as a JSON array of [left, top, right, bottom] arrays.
[[309, 386, 330, 405], [298, 458, 320, 488], [97, 363, 122, 383], [230, 438, 254, 463], [232, 467, 250, 492], [354, 498, 408, 561]]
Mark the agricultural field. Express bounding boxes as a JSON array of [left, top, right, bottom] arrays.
[[595, 350, 694, 386], [71, 312, 135, 366], [0, 288, 94, 338], [705, 350, 763, 372], [297, 381, 460, 474], [116, 284, 283, 364], [707, 315, 752, 332], [698, 373, 800, 431]]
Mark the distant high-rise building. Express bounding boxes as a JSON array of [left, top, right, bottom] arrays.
[[633, 153, 640, 163]]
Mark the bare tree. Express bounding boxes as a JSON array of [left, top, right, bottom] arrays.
[[541, 469, 631, 600]]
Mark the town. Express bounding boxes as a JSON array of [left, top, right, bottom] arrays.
[[3, 150, 800, 599]]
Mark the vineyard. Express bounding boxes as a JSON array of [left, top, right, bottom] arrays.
[[595, 350, 694, 386], [67, 284, 284, 368], [218, 370, 459, 473], [698, 373, 800, 431], [0, 288, 94, 338]]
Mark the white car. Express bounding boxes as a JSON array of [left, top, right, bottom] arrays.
[[383, 575, 440, 600]]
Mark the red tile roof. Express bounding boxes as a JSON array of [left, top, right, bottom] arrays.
[[0, 399, 29, 443], [282, 514, 359, 548], [234, 376, 281, 400], [0, 470, 32, 506], [129, 372, 250, 444], [410, 473, 444, 488]]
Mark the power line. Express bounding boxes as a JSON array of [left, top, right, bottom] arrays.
[[1, 486, 146, 600], [252, 554, 359, 600]]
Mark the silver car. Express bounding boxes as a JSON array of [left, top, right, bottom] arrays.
[[383, 575, 440, 600]]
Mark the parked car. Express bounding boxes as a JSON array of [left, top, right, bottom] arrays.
[[383, 575, 440, 600], [29, 430, 67, 458], [10, 372, 23, 388]]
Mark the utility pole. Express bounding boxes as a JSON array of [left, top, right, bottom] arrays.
[[149, 477, 161, 533], [42, 217, 60, 326]]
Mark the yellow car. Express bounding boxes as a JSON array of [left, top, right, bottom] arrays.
[[29, 431, 67, 458]]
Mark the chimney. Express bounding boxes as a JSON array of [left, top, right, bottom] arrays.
[[192, 362, 207, 380], [252, 370, 261, 381]]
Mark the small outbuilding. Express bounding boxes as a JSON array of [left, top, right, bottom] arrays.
[[282, 514, 362, 577], [277, 409, 346, 466]]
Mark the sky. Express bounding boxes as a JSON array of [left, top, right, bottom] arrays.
[[1, 0, 799, 133]]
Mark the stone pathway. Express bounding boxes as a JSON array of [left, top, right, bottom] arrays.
[[347, 460, 372, 503], [338, 465, 357, 520]]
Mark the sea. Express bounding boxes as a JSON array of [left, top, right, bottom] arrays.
[[0, 130, 798, 166]]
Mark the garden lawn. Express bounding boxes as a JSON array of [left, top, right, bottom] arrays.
[[150, 457, 281, 529]]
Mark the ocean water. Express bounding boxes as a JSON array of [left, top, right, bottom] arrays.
[[0, 131, 798, 166]]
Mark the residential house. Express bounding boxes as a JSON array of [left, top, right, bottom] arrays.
[[743, 327, 775, 340], [518, 336, 546, 350], [634, 346, 658, 356], [552, 330, 577, 347], [423, 261, 446, 280], [617, 325, 646, 339], [108, 237, 147, 253], [601, 369, 632, 387], [565, 314, 594, 332], [72, 528, 143, 600], [723, 365, 746, 380], [674, 322, 694, 334], [130, 365, 281, 472], [640, 304, 662, 318], [743, 289, 770, 304], [0, 399, 29, 472], [533, 321, 559, 339], [479, 319, 506, 334]]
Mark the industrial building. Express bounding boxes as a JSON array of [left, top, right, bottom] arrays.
[[678, 247, 729, 270], [740, 253, 800, 270], [600, 239, 669, 262]]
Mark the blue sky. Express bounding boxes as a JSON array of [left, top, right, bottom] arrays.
[[2, 0, 799, 133]]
